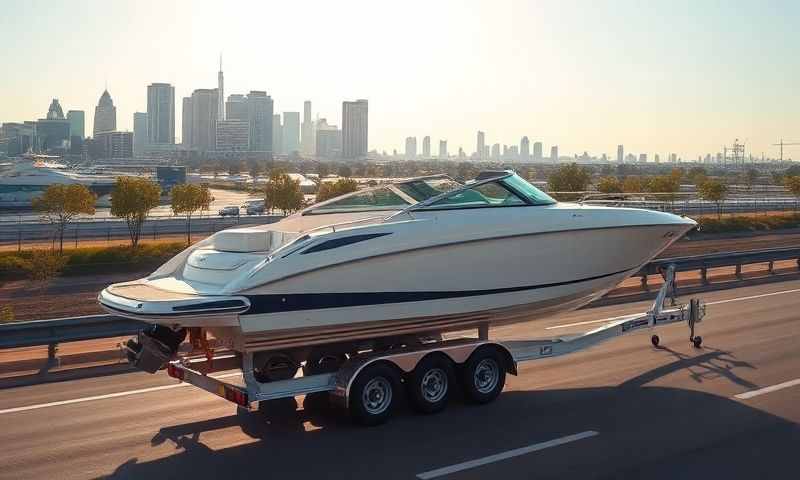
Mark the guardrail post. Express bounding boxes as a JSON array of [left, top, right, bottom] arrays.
[[768, 261, 774, 275], [700, 267, 709, 285], [640, 274, 648, 291], [47, 342, 60, 368], [735, 264, 743, 279]]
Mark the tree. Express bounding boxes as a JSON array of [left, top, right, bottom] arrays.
[[264, 171, 304, 215], [621, 176, 647, 193], [697, 179, 728, 219], [110, 176, 161, 248], [32, 184, 96, 253], [337, 165, 353, 178], [547, 164, 591, 196], [317, 162, 330, 177], [171, 183, 214, 244], [20, 249, 68, 295], [595, 176, 622, 194], [316, 178, 359, 203], [742, 168, 759, 191], [687, 167, 707, 186], [784, 176, 800, 211]]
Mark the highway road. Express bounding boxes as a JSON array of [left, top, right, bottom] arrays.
[[0, 280, 799, 479]]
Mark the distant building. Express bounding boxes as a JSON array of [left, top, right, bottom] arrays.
[[95, 131, 133, 159], [533, 142, 543, 162], [282, 111, 300, 154], [520, 136, 530, 160], [458, 147, 465, 158], [639, 153, 647, 163], [301, 100, 314, 155], [181, 97, 192, 146], [66, 110, 85, 154], [246, 91, 273, 153], [1, 122, 36, 156], [491, 143, 500, 160], [272, 114, 283, 155], [422, 136, 431, 158], [315, 118, 341, 158], [147, 83, 175, 145], [226, 94, 248, 121], [509, 145, 519, 160], [476, 131, 485, 159], [188, 88, 218, 151], [342, 99, 368, 159], [439, 139, 447, 159], [217, 57, 224, 121], [133, 112, 148, 157], [93, 90, 116, 136], [617, 145, 624, 163], [550, 145, 558, 163], [37, 100, 70, 153], [654, 154, 660, 163], [215, 120, 250, 151], [405, 136, 417, 159]]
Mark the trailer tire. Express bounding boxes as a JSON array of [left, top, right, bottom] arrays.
[[461, 347, 506, 404], [406, 354, 454, 414], [349, 362, 400, 426]]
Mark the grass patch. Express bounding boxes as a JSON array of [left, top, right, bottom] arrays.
[[0, 242, 187, 280], [697, 213, 800, 234]]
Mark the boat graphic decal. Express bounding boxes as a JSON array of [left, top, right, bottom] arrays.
[[301, 232, 392, 255]]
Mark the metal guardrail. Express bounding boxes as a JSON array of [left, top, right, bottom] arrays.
[[1, 247, 800, 352]]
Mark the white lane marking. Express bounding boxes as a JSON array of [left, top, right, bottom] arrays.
[[734, 378, 800, 400], [416, 431, 599, 479], [0, 372, 241, 415], [546, 287, 800, 330]]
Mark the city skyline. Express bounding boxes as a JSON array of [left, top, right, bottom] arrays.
[[1, 0, 799, 159]]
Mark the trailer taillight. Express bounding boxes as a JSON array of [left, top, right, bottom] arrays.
[[167, 363, 184, 381], [223, 386, 248, 406]]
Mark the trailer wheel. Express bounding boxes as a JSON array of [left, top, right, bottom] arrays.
[[461, 347, 506, 404], [406, 355, 454, 414], [692, 336, 703, 348], [651, 335, 660, 347], [349, 362, 400, 426]]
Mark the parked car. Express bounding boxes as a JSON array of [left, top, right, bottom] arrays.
[[245, 200, 265, 215], [218, 206, 240, 217]]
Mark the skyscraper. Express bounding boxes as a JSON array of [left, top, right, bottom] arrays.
[[533, 142, 543, 162], [491, 143, 500, 160], [215, 120, 249, 151], [439, 140, 447, 159], [189, 88, 218, 151], [226, 94, 248, 121], [95, 131, 133, 159], [405, 137, 417, 159], [342, 99, 368, 159], [246, 91, 273, 153], [520, 136, 530, 161], [315, 119, 341, 159], [550, 145, 558, 163], [282, 111, 300, 154], [217, 55, 224, 121], [301, 100, 314, 155], [422, 136, 431, 158], [38, 99, 70, 153], [66, 110, 84, 139], [639, 153, 647, 163], [147, 83, 175, 145], [617, 145, 624, 163], [272, 114, 283, 155], [93, 90, 116, 136], [133, 112, 148, 156], [476, 131, 485, 159], [181, 97, 193, 146]]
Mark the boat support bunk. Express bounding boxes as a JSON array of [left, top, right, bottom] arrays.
[[164, 264, 706, 425]]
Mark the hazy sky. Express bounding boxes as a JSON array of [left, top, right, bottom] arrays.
[[1, 0, 798, 159]]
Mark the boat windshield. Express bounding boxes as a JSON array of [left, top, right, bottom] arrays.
[[304, 186, 411, 214], [394, 177, 462, 202], [415, 173, 556, 210]]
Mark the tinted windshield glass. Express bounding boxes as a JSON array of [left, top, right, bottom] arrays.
[[395, 177, 461, 202], [308, 187, 410, 213], [426, 181, 525, 209], [502, 174, 556, 205]]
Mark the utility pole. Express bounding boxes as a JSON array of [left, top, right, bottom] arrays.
[[772, 139, 800, 162]]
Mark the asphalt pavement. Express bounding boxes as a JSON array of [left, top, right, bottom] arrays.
[[0, 280, 799, 479]]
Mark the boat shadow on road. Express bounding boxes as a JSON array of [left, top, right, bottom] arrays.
[[106, 349, 795, 480]]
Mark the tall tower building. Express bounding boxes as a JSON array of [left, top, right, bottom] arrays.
[[272, 114, 283, 155], [226, 94, 248, 121], [550, 145, 558, 164], [301, 100, 314, 155], [133, 112, 148, 157], [188, 88, 218, 151], [282, 111, 300, 154], [422, 136, 431, 158], [181, 97, 193, 146], [476, 131, 485, 159], [438, 140, 447, 159], [217, 55, 224, 121], [520, 136, 530, 161], [617, 145, 624, 163], [405, 137, 417, 159], [146, 83, 175, 144], [245, 91, 273, 153], [342, 99, 368, 159], [533, 142, 543, 162], [93, 89, 116, 136]]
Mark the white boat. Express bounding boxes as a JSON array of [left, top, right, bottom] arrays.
[[0, 156, 116, 208], [99, 171, 696, 376]]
